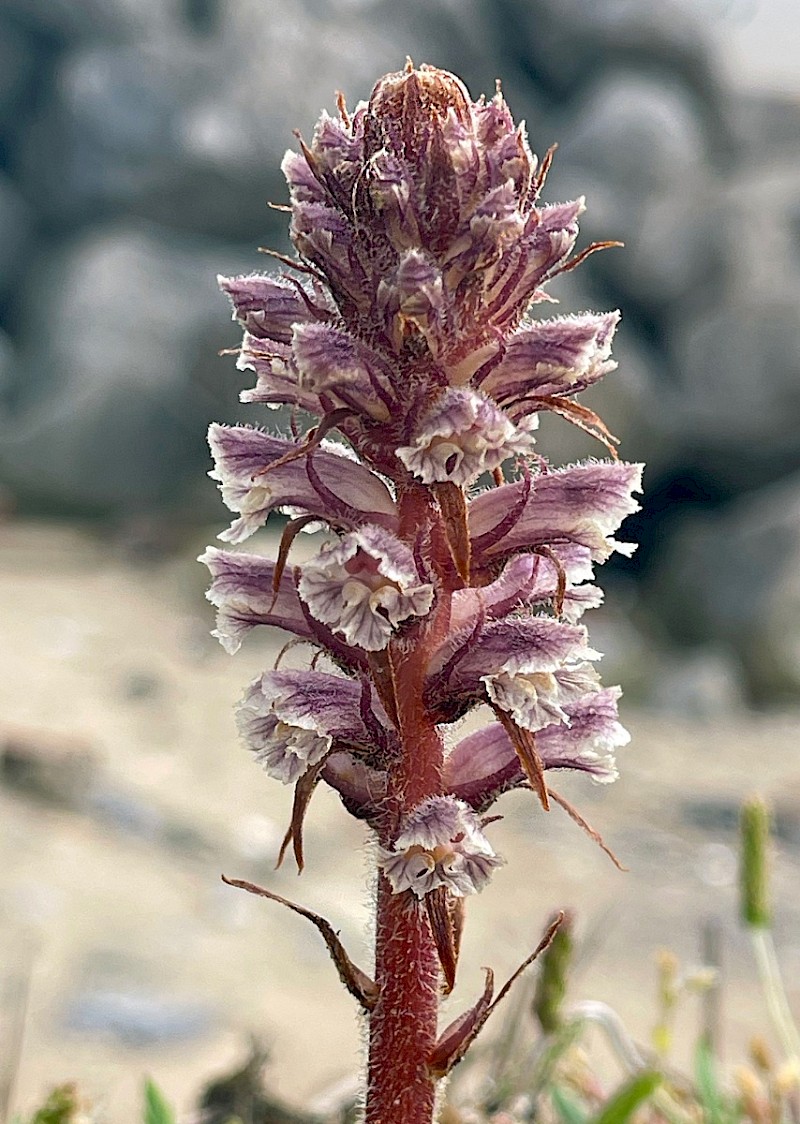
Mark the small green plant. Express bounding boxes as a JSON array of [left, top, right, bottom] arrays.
[[142, 1080, 177, 1124]]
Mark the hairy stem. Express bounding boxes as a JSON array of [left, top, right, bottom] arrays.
[[366, 877, 440, 1123], [364, 482, 447, 1124]]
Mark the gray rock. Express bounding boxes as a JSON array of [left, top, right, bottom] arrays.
[[0, 224, 250, 513], [65, 988, 213, 1046], [17, 1, 451, 238], [667, 295, 800, 489], [0, 15, 39, 125], [0, 0, 186, 44], [733, 92, 800, 164], [617, 188, 730, 312], [492, 0, 727, 140], [0, 174, 34, 300], [555, 71, 709, 234], [651, 473, 800, 701]]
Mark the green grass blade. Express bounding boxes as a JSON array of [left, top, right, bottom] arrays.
[[694, 1038, 732, 1124], [143, 1079, 176, 1124], [551, 1084, 589, 1124], [589, 1071, 661, 1124]]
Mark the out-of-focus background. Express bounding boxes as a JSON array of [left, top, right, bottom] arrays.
[[2, 0, 800, 1119]]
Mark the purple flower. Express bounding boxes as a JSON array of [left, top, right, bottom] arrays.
[[377, 797, 504, 898], [202, 65, 644, 1025], [201, 65, 648, 1107], [298, 525, 435, 651], [396, 388, 538, 486]]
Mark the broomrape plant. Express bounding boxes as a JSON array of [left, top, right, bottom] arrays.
[[200, 61, 642, 1124]]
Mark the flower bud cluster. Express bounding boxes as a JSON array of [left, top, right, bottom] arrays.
[[202, 63, 642, 904]]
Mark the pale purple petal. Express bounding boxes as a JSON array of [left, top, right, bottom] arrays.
[[483, 199, 584, 327], [469, 460, 644, 562], [429, 615, 595, 700], [292, 322, 396, 419], [218, 273, 329, 343], [236, 669, 389, 784], [208, 424, 397, 543], [237, 333, 322, 413], [378, 249, 445, 348], [322, 752, 388, 820], [396, 388, 537, 486], [298, 526, 434, 651], [484, 661, 601, 733], [281, 149, 328, 205], [449, 544, 600, 638], [200, 546, 364, 668], [377, 796, 504, 898], [445, 687, 628, 809], [481, 311, 620, 404]]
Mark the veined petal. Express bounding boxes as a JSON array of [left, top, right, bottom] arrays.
[[322, 752, 388, 820], [449, 544, 600, 636], [298, 526, 434, 651], [429, 615, 594, 696], [218, 273, 329, 343], [482, 198, 584, 327], [466, 181, 525, 266], [377, 796, 504, 898], [292, 322, 395, 420], [208, 424, 397, 543], [200, 546, 364, 669], [484, 661, 601, 733], [445, 687, 628, 809], [199, 546, 309, 653], [536, 687, 629, 781], [481, 311, 620, 404], [290, 201, 364, 295], [377, 248, 445, 351], [237, 670, 389, 784], [469, 461, 643, 562], [396, 388, 537, 487], [237, 333, 322, 413], [281, 148, 328, 205]]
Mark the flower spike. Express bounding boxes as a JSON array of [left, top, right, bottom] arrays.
[[201, 63, 642, 1121]]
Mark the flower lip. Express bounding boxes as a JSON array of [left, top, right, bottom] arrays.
[[298, 525, 434, 651], [377, 796, 504, 898], [396, 387, 537, 487]]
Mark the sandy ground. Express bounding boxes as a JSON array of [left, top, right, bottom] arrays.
[[2, 520, 800, 1122]]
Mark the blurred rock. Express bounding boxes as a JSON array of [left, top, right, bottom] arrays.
[[563, 71, 707, 197], [732, 91, 800, 164], [492, 0, 727, 142], [615, 189, 730, 314], [649, 647, 745, 719], [0, 224, 248, 514], [15, 1, 447, 239], [0, 727, 98, 808], [651, 472, 800, 702], [550, 70, 710, 258], [0, 0, 186, 45], [0, 15, 39, 124], [0, 330, 13, 398], [0, 174, 34, 301], [65, 987, 213, 1045], [667, 295, 800, 490]]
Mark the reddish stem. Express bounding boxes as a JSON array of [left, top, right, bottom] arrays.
[[364, 483, 447, 1124], [365, 878, 440, 1123]]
